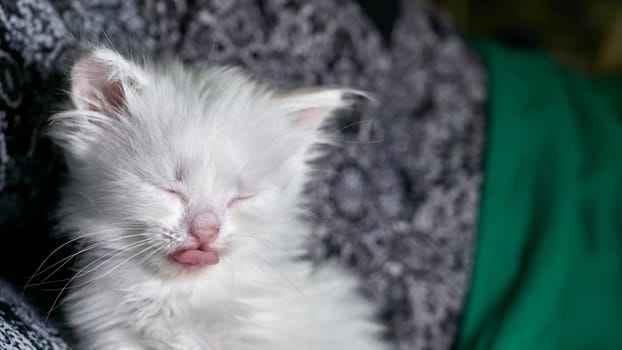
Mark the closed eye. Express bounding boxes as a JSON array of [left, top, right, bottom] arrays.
[[227, 195, 254, 208], [164, 188, 188, 204]]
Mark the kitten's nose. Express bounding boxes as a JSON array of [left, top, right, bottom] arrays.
[[189, 211, 220, 246]]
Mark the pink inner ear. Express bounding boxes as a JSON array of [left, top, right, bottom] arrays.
[[99, 79, 126, 111], [290, 107, 328, 129], [72, 59, 129, 113]]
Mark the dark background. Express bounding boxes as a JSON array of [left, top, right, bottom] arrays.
[[359, 0, 622, 73]]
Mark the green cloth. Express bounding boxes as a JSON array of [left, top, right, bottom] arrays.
[[457, 40, 622, 350]]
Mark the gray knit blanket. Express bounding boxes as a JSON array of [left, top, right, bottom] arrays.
[[0, 0, 486, 348]]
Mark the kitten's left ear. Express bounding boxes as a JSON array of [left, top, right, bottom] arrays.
[[275, 88, 369, 132]]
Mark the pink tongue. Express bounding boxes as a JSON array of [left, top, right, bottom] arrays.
[[173, 249, 219, 266]]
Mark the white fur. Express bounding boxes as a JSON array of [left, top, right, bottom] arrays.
[[49, 48, 386, 350]]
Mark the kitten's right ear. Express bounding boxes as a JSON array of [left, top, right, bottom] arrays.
[[71, 48, 146, 115], [49, 49, 146, 159]]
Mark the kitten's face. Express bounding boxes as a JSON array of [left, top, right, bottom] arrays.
[[50, 49, 359, 277]]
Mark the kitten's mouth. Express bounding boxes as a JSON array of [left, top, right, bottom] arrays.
[[170, 247, 220, 269]]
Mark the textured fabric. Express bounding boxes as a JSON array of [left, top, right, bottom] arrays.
[[458, 40, 622, 350], [0, 280, 69, 349], [0, 1, 486, 349], [306, 2, 485, 348], [0, 0, 73, 238]]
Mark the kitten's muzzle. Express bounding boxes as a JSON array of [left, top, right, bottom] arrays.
[[170, 211, 221, 268]]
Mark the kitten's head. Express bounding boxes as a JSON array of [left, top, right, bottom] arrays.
[[50, 48, 362, 277]]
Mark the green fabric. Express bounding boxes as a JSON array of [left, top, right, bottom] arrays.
[[457, 40, 622, 350]]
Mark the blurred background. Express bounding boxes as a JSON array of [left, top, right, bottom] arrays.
[[359, 0, 622, 73]]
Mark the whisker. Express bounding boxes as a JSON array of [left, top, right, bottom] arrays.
[[24, 227, 147, 294], [34, 240, 153, 288], [29, 232, 153, 281], [61, 243, 159, 292], [44, 242, 156, 322], [72, 240, 154, 280]]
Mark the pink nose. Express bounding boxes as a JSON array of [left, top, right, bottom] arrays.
[[189, 211, 220, 246], [171, 211, 221, 268]]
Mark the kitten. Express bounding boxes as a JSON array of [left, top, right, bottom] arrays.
[[48, 48, 386, 350]]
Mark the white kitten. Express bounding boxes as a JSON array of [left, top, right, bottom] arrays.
[[48, 48, 386, 350]]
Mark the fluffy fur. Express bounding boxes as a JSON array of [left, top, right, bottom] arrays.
[[48, 48, 386, 350]]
